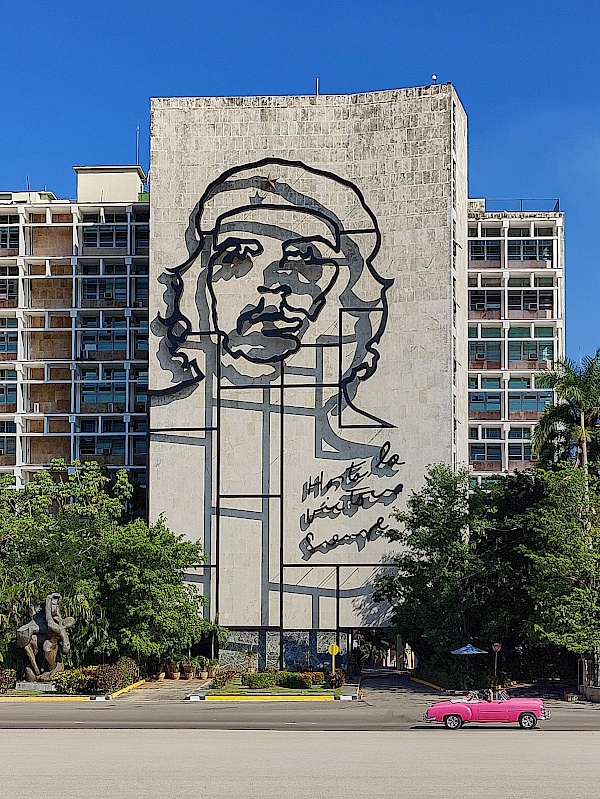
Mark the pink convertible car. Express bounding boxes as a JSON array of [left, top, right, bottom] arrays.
[[423, 691, 551, 729]]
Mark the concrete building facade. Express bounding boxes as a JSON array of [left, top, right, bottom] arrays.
[[148, 85, 469, 668], [467, 199, 565, 478], [0, 167, 149, 489]]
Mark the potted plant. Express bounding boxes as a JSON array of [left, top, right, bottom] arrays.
[[166, 659, 181, 680], [181, 656, 195, 680], [196, 656, 209, 680], [207, 659, 219, 678]]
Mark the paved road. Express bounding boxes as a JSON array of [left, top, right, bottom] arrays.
[[0, 728, 598, 799], [1, 673, 600, 730]]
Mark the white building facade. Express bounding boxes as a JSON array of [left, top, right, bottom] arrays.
[[148, 85, 469, 668]]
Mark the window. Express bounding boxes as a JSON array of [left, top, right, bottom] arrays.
[[508, 443, 532, 460], [82, 278, 127, 301], [469, 240, 500, 261], [508, 378, 530, 389], [509, 326, 530, 338], [469, 427, 479, 439], [0, 265, 18, 276], [0, 436, 16, 455], [484, 427, 502, 439], [80, 331, 127, 353], [0, 280, 18, 301], [0, 421, 16, 434], [534, 326, 553, 338], [535, 227, 554, 236], [83, 225, 127, 248], [481, 327, 502, 338], [469, 290, 501, 311], [81, 383, 126, 405], [0, 228, 18, 249], [481, 276, 502, 287], [102, 419, 126, 433], [509, 427, 531, 439], [0, 384, 17, 403], [104, 263, 127, 275], [132, 418, 148, 432], [469, 377, 479, 389], [133, 437, 147, 455], [508, 392, 552, 413], [0, 332, 17, 353], [133, 332, 148, 352], [508, 340, 554, 361], [80, 419, 97, 433], [482, 227, 501, 237], [78, 262, 100, 275], [0, 318, 17, 328], [507, 290, 553, 312], [469, 393, 501, 412], [134, 225, 149, 250], [468, 326, 478, 338], [481, 378, 501, 389], [508, 240, 552, 261], [79, 436, 126, 456], [103, 213, 128, 224], [508, 277, 530, 287], [0, 215, 18, 225], [134, 277, 149, 301], [470, 443, 502, 461], [104, 316, 127, 329], [508, 227, 530, 237], [535, 276, 554, 287], [468, 276, 478, 287], [0, 370, 16, 381], [468, 227, 478, 237], [469, 342, 501, 361]]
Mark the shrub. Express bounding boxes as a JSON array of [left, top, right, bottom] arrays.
[[241, 672, 276, 689], [213, 669, 238, 688], [93, 658, 139, 694], [326, 668, 346, 688], [0, 669, 16, 694], [275, 671, 312, 689], [52, 669, 93, 695]]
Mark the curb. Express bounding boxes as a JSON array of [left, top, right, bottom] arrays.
[[410, 677, 444, 692], [196, 695, 336, 702], [111, 679, 146, 699], [0, 695, 95, 702]]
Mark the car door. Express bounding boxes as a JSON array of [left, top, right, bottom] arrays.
[[477, 699, 510, 722]]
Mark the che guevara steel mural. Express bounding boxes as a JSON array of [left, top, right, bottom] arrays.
[[152, 158, 402, 629]]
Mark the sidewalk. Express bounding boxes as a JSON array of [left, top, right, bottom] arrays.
[[116, 678, 210, 701]]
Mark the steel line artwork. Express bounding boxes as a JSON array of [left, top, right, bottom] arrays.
[[152, 158, 401, 630]]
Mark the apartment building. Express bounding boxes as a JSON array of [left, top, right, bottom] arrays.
[[0, 166, 149, 490], [467, 199, 565, 478]]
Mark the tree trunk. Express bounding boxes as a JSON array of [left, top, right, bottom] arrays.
[[581, 409, 588, 473]]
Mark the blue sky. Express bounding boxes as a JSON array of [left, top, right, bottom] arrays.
[[2, 0, 597, 357]]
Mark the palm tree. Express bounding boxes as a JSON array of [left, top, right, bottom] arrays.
[[533, 351, 600, 472]]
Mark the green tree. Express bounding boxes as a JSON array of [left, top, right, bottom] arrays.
[[533, 351, 600, 471], [522, 463, 600, 656], [0, 461, 219, 672]]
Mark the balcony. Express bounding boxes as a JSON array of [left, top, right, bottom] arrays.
[[471, 460, 502, 472], [79, 453, 125, 466], [469, 410, 502, 420], [0, 352, 17, 362], [508, 460, 536, 471], [508, 411, 542, 421], [508, 359, 554, 371], [507, 309, 553, 320], [469, 359, 502, 370], [0, 403, 17, 413], [468, 260, 501, 270], [0, 249, 18, 258], [469, 309, 501, 320], [80, 349, 127, 362]]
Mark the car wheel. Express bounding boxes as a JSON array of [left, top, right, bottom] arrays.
[[518, 712, 537, 729], [443, 714, 463, 730]]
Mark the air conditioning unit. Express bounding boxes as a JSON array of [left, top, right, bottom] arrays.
[[475, 353, 486, 361], [474, 303, 486, 311], [107, 403, 114, 412], [527, 353, 538, 361], [33, 403, 40, 413], [103, 293, 113, 300], [526, 303, 538, 311]]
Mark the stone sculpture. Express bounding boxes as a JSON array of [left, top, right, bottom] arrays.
[[16, 593, 75, 682]]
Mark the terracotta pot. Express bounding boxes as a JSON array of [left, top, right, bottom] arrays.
[[166, 671, 180, 680], [200, 671, 209, 680], [155, 672, 165, 681]]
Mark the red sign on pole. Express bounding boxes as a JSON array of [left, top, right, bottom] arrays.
[[492, 642, 502, 652]]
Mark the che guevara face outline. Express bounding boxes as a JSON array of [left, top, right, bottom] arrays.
[[206, 206, 344, 364]]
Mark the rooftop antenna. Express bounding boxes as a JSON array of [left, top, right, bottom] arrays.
[[25, 174, 31, 202], [315, 77, 320, 96], [135, 121, 140, 166], [431, 74, 437, 85]]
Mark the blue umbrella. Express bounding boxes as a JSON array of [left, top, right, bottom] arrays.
[[451, 644, 488, 655]]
